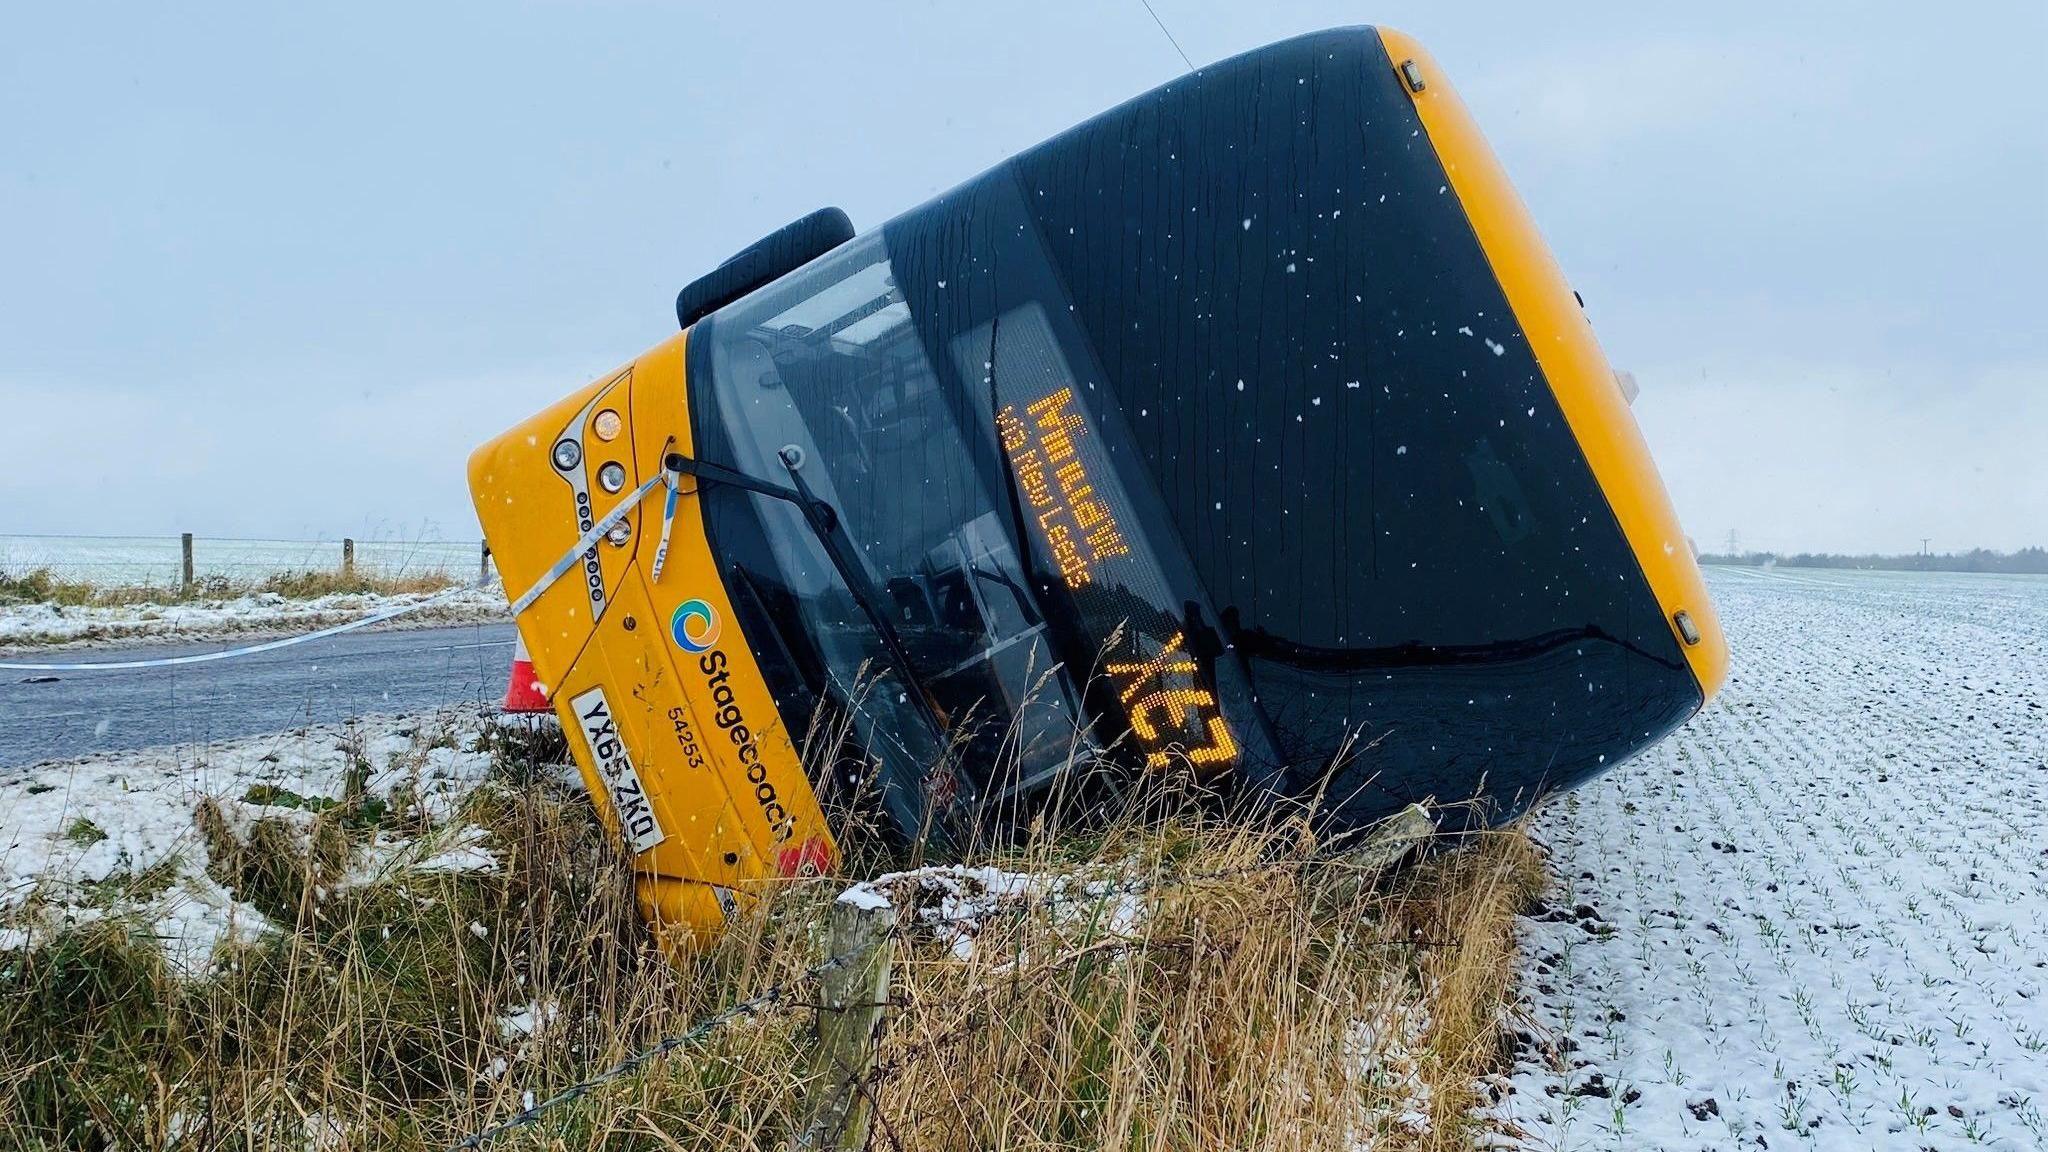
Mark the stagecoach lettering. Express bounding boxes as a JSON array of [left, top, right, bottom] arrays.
[[696, 650, 797, 843]]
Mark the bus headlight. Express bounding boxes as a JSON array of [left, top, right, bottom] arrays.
[[598, 462, 627, 493]]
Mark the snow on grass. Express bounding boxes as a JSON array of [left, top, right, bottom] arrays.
[[0, 585, 508, 649], [1493, 569, 2048, 1151], [838, 863, 1152, 960], [0, 707, 499, 973], [1354, 998, 1437, 1141]]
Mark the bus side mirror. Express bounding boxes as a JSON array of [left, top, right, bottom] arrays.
[[676, 207, 856, 330]]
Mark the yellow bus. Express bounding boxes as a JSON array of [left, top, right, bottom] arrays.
[[470, 27, 1726, 945]]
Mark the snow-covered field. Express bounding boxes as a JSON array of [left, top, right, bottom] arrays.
[[0, 585, 509, 649], [0, 709, 502, 973], [1496, 568, 2048, 1151]]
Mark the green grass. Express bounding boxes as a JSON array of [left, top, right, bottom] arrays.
[[256, 569, 458, 600], [0, 917, 182, 1149], [61, 818, 107, 848], [239, 784, 338, 812], [82, 855, 185, 908], [4, 733, 639, 1149]]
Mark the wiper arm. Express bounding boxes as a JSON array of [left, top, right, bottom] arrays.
[[662, 449, 950, 743]]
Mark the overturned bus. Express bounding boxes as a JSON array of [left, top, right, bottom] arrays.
[[470, 26, 1727, 942]]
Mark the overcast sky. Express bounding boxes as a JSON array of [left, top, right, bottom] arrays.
[[3, 1, 2042, 554]]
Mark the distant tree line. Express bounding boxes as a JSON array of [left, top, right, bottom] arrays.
[[1699, 548, 2048, 574]]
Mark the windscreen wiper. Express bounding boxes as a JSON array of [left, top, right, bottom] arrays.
[[660, 449, 951, 744]]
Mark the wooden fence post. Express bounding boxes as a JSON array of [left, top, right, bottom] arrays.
[[341, 538, 355, 579], [797, 893, 896, 1151], [180, 533, 194, 593], [1326, 803, 1435, 907], [1352, 803, 1434, 876]]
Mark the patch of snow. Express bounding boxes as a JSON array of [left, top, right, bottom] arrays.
[[412, 834, 500, 876], [303, 1109, 351, 1151], [842, 863, 1151, 961], [837, 884, 894, 912], [1353, 996, 1436, 1145], [0, 586, 508, 651], [0, 708, 497, 973], [498, 999, 561, 1041], [343, 821, 499, 887]]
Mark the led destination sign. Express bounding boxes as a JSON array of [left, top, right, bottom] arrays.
[[996, 387, 1129, 587], [997, 385, 1238, 774]]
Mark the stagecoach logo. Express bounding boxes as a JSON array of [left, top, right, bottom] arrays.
[[670, 597, 795, 844], [670, 598, 720, 652], [568, 686, 666, 854]]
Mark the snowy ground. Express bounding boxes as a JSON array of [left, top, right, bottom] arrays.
[[0, 585, 509, 649], [1494, 569, 2048, 1151], [9, 564, 2043, 1149], [0, 708, 501, 973]]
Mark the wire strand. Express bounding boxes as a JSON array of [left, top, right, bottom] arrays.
[[1135, 0, 1195, 72]]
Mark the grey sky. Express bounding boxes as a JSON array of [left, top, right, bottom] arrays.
[[3, 1, 2043, 554]]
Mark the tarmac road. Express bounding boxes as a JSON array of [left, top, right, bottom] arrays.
[[0, 622, 516, 772]]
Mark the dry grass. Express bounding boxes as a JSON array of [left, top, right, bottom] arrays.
[[254, 569, 459, 600], [0, 566, 460, 608], [0, 722, 1544, 1151], [852, 818, 1544, 1152]]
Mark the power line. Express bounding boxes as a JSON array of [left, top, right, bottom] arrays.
[[1135, 0, 1195, 71]]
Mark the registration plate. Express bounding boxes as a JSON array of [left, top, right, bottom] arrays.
[[569, 686, 667, 854]]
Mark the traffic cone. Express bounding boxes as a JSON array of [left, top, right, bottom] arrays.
[[502, 635, 551, 713]]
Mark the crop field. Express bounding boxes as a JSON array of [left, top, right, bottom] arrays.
[[1494, 569, 2048, 1150]]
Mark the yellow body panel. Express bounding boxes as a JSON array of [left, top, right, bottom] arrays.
[[1381, 28, 1728, 703], [468, 332, 835, 947]]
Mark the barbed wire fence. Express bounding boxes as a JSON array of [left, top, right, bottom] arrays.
[[443, 806, 1437, 1151], [0, 532, 493, 589], [447, 946, 866, 1150]]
